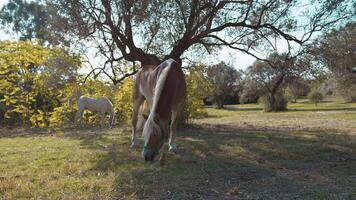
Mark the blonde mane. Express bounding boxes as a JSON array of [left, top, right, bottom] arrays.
[[148, 58, 175, 122], [143, 58, 175, 140]]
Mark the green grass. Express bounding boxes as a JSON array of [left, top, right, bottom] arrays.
[[1, 98, 356, 199]]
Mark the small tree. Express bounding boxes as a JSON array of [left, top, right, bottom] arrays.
[[0, 41, 49, 127], [286, 78, 310, 103], [246, 53, 298, 112], [206, 62, 242, 109], [240, 79, 264, 104], [260, 92, 288, 112], [0, 41, 81, 127], [308, 90, 324, 106]]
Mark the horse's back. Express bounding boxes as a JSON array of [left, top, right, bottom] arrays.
[[79, 96, 113, 113], [135, 65, 161, 105], [156, 61, 186, 119], [96, 96, 113, 111], [135, 59, 186, 120], [136, 59, 185, 106], [97, 96, 112, 105]]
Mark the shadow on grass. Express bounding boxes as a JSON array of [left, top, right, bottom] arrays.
[[68, 123, 356, 199]]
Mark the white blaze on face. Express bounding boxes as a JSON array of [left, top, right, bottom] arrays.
[[142, 120, 162, 148]]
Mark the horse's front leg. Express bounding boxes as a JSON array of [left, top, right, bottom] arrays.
[[169, 103, 184, 153], [75, 108, 84, 127], [131, 96, 144, 148], [159, 143, 168, 166]]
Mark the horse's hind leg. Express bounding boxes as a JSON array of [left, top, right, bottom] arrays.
[[169, 102, 184, 153], [131, 95, 145, 148], [100, 112, 105, 128], [109, 112, 115, 128], [109, 109, 115, 129]]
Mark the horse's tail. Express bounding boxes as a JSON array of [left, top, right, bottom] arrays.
[[150, 58, 176, 117]]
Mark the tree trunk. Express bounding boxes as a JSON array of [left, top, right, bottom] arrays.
[[264, 74, 285, 112], [264, 94, 275, 112], [25, 93, 31, 128], [216, 98, 224, 109]]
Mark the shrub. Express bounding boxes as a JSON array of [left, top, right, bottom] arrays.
[[260, 92, 288, 112], [112, 78, 133, 123], [179, 65, 209, 124], [49, 105, 75, 127], [239, 80, 264, 104], [308, 90, 324, 106]]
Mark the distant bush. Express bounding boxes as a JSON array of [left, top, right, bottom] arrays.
[[239, 94, 249, 104], [260, 92, 288, 112], [338, 84, 356, 103], [239, 80, 264, 104], [308, 90, 324, 106], [286, 78, 310, 103], [239, 91, 260, 104]]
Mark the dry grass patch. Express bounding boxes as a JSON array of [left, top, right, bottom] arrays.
[[0, 98, 355, 199]]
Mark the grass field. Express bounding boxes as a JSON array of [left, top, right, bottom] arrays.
[[1, 98, 355, 199]]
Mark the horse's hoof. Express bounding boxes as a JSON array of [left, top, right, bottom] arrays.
[[169, 145, 177, 153]]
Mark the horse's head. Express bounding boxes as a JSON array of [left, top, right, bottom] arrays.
[[68, 88, 83, 109], [142, 114, 168, 161]]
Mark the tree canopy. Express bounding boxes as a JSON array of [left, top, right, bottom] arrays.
[[0, 0, 69, 45], [310, 22, 356, 101], [39, 0, 354, 83]]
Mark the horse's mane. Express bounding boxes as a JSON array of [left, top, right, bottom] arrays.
[[148, 58, 176, 120], [142, 58, 175, 141]]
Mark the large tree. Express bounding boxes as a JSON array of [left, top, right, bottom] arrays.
[[311, 22, 356, 102], [0, 0, 70, 45], [44, 0, 353, 83]]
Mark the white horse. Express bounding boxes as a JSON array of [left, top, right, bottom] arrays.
[[72, 96, 115, 128]]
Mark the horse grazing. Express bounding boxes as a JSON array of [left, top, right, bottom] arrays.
[[73, 96, 115, 128], [131, 58, 186, 164]]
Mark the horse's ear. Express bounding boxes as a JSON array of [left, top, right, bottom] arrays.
[[154, 114, 160, 124], [142, 114, 148, 120]]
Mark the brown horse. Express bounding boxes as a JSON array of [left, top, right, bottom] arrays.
[[131, 58, 186, 164]]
